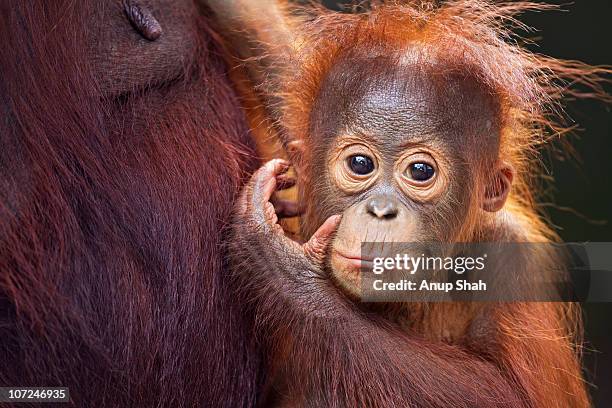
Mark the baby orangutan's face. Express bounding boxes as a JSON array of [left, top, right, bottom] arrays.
[[302, 56, 511, 298]]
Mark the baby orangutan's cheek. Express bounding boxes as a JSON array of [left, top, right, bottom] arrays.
[[328, 214, 365, 298]]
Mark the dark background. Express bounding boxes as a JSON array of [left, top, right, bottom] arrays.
[[320, 0, 612, 404], [520, 2, 612, 404]]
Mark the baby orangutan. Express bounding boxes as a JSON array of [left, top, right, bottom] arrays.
[[230, 57, 587, 408]]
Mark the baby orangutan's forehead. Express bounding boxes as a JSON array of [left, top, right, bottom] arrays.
[[312, 54, 502, 150]]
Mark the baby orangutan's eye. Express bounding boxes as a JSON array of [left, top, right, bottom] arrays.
[[348, 154, 375, 175], [331, 144, 379, 193], [408, 162, 435, 181]]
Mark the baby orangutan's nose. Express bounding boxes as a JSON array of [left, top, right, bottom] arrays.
[[366, 195, 399, 220]]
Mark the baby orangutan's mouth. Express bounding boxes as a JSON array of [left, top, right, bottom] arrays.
[[331, 249, 374, 272]]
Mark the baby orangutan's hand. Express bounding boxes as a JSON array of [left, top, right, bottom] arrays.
[[235, 159, 341, 270]]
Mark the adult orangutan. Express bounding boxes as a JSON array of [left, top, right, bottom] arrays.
[[0, 0, 263, 406], [224, 1, 611, 407]]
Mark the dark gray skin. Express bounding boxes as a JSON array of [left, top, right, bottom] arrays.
[[230, 56, 524, 407]]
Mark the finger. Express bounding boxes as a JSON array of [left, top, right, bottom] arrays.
[[251, 159, 289, 210], [264, 201, 281, 230], [275, 174, 296, 190], [271, 198, 304, 218], [265, 158, 290, 175], [303, 215, 342, 260]]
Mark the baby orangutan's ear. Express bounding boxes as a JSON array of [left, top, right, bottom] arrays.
[[286, 139, 306, 175], [482, 163, 514, 212]]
